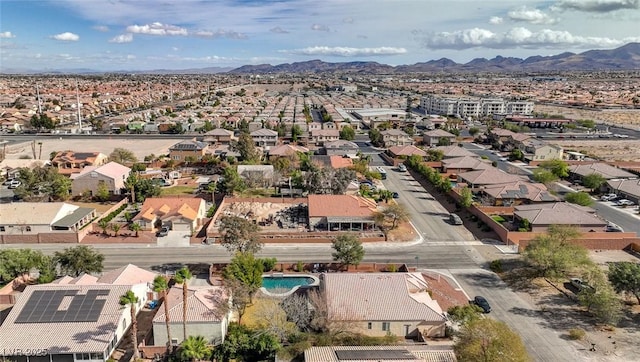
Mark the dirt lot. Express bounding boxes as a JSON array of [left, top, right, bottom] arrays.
[[502, 250, 640, 362], [536, 105, 640, 129], [550, 139, 640, 162], [5, 137, 182, 161]]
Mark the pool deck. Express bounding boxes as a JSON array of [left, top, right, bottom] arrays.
[[259, 273, 320, 298]]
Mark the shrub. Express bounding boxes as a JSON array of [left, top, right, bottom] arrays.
[[489, 259, 503, 273], [296, 260, 304, 272], [568, 328, 586, 340], [260, 257, 277, 272], [386, 264, 398, 272], [491, 215, 506, 223]]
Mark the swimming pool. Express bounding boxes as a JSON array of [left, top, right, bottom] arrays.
[[260, 274, 319, 297]]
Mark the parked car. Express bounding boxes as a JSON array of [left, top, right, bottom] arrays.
[[397, 163, 407, 172], [570, 278, 593, 292], [472, 296, 491, 313], [600, 194, 618, 201], [8, 180, 21, 189], [392, 192, 399, 199], [614, 199, 635, 207], [156, 226, 170, 237], [2, 178, 15, 186], [605, 224, 624, 232], [449, 213, 463, 225]]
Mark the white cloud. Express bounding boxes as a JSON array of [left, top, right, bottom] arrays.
[[311, 24, 330, 32], [343, 17, 354, 24], [285, 46, 407, 57], [126, 22, 187, 36], [508, 7, 558, 24], [418, 27, 640, 50], [92, 25, 109, 32], [489, 16, 503, 25], [270, 27, 288, 34], [50, 32, 80, 41], [553, 0, 640, 12], [109, 34, 133, 43], [193, 29, 247, 39], [0, 31, 16, 38], [126, 54, 136, 60]]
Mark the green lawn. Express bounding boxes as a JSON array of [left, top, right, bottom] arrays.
[[491, 215, 506, 223], [160, 185, 197, 196]]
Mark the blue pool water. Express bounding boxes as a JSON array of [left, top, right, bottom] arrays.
[[262, 276, 314, 291]]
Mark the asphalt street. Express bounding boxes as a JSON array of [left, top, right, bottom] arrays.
[[452, 269, 576, 362]]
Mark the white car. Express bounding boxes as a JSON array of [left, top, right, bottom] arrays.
[[600, 194, 617, 201], [8, 180, 21, 189], [615, 199, 635, 206]]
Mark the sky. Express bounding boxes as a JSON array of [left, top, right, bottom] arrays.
[[1, 0, 640, 71]]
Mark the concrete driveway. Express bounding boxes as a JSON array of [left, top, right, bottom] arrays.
[[156, 230, 191, 247]]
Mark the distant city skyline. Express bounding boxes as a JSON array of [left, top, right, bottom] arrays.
[[1, 0, 640, 71]]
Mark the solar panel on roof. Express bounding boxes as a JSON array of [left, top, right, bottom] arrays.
[[335, 349, 415, 360], [15, 289, 109, 324]]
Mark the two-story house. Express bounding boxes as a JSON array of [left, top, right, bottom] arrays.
[[168, 140, 208, 163], [310, 129, 340, 146], [71, 161, 131, 196], [250, 128, 278, 148], [380, 129, 413, 147]]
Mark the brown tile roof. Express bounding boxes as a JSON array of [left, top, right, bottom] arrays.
[[435, 145, 476, 158], [307, 195, 377, 218], [388, 145, 427, 157], [458, 168, 524, 185], [330, 155, 354, 168], [97, 264, 157, 285], [514, 202, 606, 226], [442, 156, 491, 170], [133, 197, 205, 222], [323, 273, 446, 322], [153, 285, 228, 323], [569, 163, 636, 179], [482, 181, 558, 202]]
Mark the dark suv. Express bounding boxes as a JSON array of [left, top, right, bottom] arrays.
[[472, 296, 491, 313], [156, 226, 170, 237]]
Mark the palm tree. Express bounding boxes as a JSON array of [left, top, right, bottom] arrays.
[[119, 290, 140, 360], [98, 218, 109, 235], [174, 267, 192, 341], [153, 275, 173, 352], [110, 223, 121, 237], [129, 222, 142, 237], [178, 335, 212, 362]]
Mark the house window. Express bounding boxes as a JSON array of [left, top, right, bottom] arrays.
[[171, 338, 179, 345], [0, 226, 4, 232], [367, 322, 372, 330], [382, 322, 390, 331], [26, 226, 32, 232]]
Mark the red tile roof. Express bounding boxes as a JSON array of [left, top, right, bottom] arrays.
[[307, 195, 377, 218]]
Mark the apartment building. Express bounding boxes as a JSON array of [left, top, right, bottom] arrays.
[[421, 94, 534, 118]]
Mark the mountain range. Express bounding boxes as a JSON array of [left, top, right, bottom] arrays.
[[2, 43, 639, 75], [229, 43, 640, 74]]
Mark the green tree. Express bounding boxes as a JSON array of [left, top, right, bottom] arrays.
[[218, 215, 262, 254], [426, 149, 444, 161], [98, 218, 110, 235], [331, 234, 365, 269], [368, 128, 383, 147], [224, 252, 263, 298], [153, 275, 173, 352], [447, 304, 482, 325], [437, 137, 452, 146], [110, 223, 121, 237], [234, 132, 261, 163], [539, 159, 569, 179], [129, 222, 142, 237], [215, 323, 280, 362], [95, 182, 110, 202], [459, 187, 473, 208], [578, 266, 623, 325], [510, 149, 524, 161], [119, 290, 140, 360], [0, 249, 47, 281], [179, 335, 212, 362], [608, 262, 640, 304], [53, 245, 104, 277], [522, 225, 589, 278], [564, 191, 593, 206], [174, 267, 193, 341], [582, 173, 606, 192], [454, 318, 530, 362], [221, 167, 246, 195], [125, 174, 160, 202], [109, 147, 138, 164], [468, 127, 480, 137], [14, 166, 71, 201], [339, 125, 355, 140], [291, 124, 303, 142], [532, 169, 558, 185]]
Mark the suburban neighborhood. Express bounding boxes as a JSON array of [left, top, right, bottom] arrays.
[[1, 71, 639, 362]]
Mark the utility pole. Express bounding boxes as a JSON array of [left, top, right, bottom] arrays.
[[75, 79, 83, 133], [36, 84, 42, 115]]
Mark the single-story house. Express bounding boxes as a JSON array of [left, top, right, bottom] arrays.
[[308, 195, 377, 232], [0, 202, 96, 234], [569, 163, 636, 181], [267, 144, 309, 159], [514, 202, 607, 232], [304, 345, 456, 362], [323, 140, 359, 156], [237, 165, 275, 188], [322, 272, 447, 339], [133, 197, 207, 232], [51, 151, 109, 176], [457, 168, 525, 188], [423, 129, 456, 147], [441, 156, 491, 174], [435, 145, 477, 159], [386, 145, 427, 159], [480, 181, 558, 206], [606, 178, 640, 204]]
